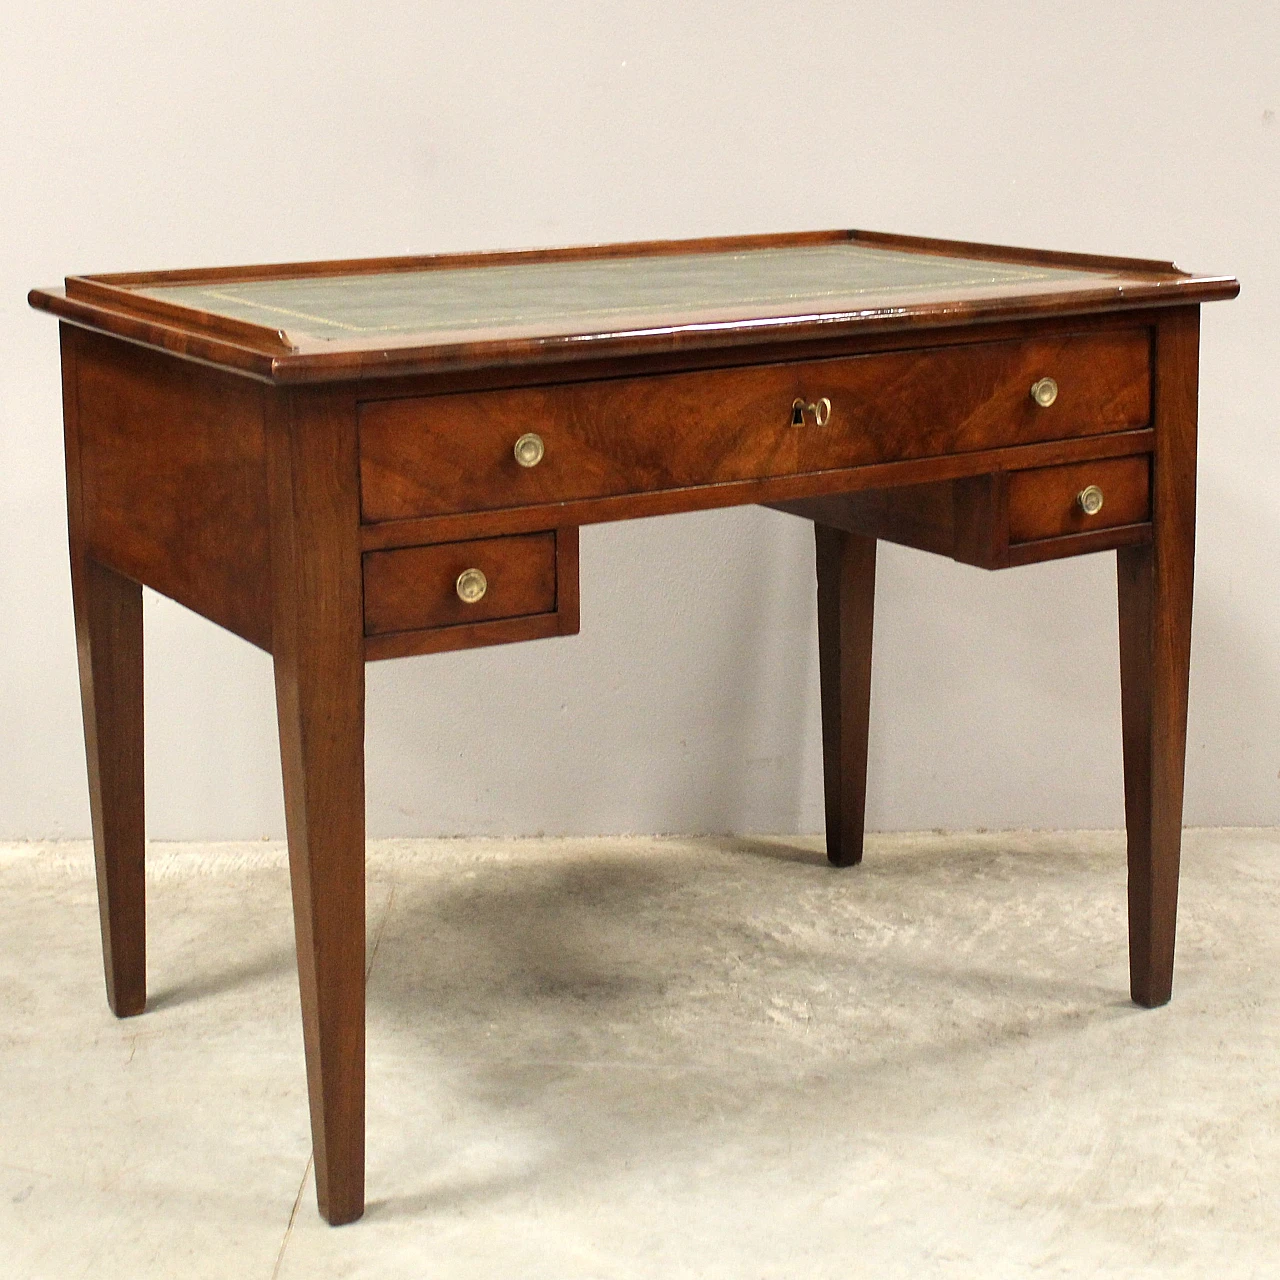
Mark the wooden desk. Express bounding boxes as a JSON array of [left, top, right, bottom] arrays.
[[29, 230, 1238, 1224]]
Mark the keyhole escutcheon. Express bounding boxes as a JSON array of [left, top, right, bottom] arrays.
[[791, 396, 833, 427]]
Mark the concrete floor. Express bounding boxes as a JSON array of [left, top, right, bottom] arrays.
[[1, 830, 1277, 1278]]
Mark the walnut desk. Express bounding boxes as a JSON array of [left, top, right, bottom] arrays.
[[29, 231, 1238, 1224]]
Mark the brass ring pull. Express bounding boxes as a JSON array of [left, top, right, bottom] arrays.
[[1077, 485, 1104, 516], [791, 396, 833, 427], [456, 568, 488, 603], [514, 432, 545, 468], [1030, 377, 1059, 408]]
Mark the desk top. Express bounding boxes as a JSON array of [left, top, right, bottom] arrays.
[[30, 229, 1237, 384]]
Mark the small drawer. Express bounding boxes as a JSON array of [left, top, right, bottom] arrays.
[[363, 532, 557, 636], [1007, 455, 1150, 544], [770, 448, 1152, 570]]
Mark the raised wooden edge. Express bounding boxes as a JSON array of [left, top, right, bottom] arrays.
[[359, 429, 1157, 550], [75, 229, 853, 288], [29, 289, 281, 381], [362, 525, 580, 661], [848, 229, 1186, 277], [65, 276, 296, 355], [49, 230, 853, 366], [29, 228, 1239, 385]]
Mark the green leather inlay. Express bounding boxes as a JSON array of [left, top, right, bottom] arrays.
[[137, 243, 1108, 343]]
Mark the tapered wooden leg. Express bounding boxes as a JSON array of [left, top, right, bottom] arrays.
[[1117, 308, 1200, 1008], [269, 390, 367, 1225], [274, 639, 365, 1224], [815, 525, 877, 867], [72, 555, 146, 1017], [61, 324, 147, 1019]]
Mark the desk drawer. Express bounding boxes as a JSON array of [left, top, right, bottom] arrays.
[[358, 329, 1151, 523], [363, 532, 557, 636], [771, 450, 1152, 569], [1008, 455, 1150, 544]]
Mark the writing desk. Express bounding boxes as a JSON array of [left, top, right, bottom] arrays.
[[29, 230, 1238, 1224]]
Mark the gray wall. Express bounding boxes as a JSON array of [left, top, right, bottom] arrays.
[[2, 2, 1276, 839]]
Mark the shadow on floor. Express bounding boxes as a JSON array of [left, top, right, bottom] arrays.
[[147, 948, 295, 1012], [355, 835, 1140, 1216]]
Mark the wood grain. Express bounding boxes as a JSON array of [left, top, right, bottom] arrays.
[[1118, 306, 1200, 1008], [268, 386, 367, 1224], [74, 329, 272, 649], [30, 230, 1234, 1230], [363, 532, 557, 635], [363, 527, 579, 660], [1008, 456, 1149, 543], [774, 453, 1152, 571], [1005, 523, 1150, 568], [815, 527, 877, 867], [358, 330, 1151, 522], [64, 275, 294, 354], [778, 475, 1006, 569], [64, 326, 147, 1018], [847, 228, 1186, 276], [77, 559, 146, 1017], [365, 427, 1158, 551]]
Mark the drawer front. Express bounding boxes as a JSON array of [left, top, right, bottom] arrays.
[[358, 329, 1150, 522], [1008, 455, 1150, 544], [363, 532, 556, 636]]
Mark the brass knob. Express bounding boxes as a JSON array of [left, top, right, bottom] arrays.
[[1077, 485, 1104, 516], [514, 432, 545, 468], [1030, 377, 1058, 408], [456, 568, 488, 603]]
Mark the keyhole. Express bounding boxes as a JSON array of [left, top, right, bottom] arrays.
[[791, 398, 806, 426]]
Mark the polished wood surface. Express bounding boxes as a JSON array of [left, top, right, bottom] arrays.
[[31, 231, 1237, 1225], [1007, 455, 1149, 543], [267, 387, 367, 1224], [73, 329, 272, 650], [1119, 307, 1200, 1008], [62, 326, 147, 1018], [369, 421, 1158, 551], [815, 528, 877, 868], [363, 532, 558, 635], [772, 452, 1151, 572], [362, 527, 579, 661], [357, 330, 1150, 522], [75, 559, 146, 1018]]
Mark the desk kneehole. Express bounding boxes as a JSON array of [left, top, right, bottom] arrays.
[[362, 529, 580, 660]]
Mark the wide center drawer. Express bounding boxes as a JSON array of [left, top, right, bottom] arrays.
[[358, 329, 1151, 523]]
